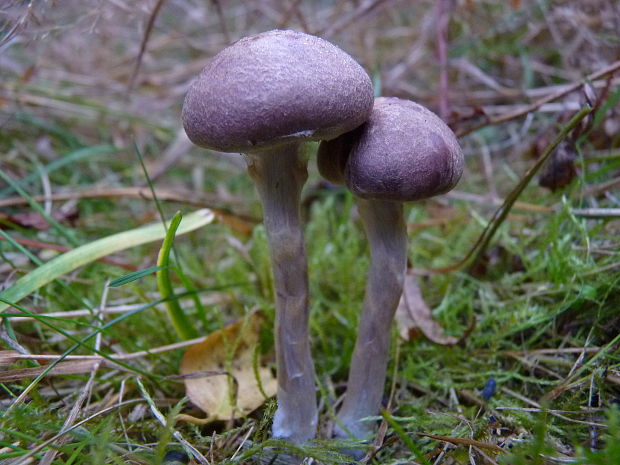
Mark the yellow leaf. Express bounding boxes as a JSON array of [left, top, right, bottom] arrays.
[[179, 313, 277, 423]]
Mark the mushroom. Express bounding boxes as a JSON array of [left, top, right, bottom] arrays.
[[182, 30, 374, 444], [317, 97, 464, 443]]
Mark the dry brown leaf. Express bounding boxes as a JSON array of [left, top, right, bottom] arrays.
[[179, 313, 277, 423], [395, 273, 473, 345]]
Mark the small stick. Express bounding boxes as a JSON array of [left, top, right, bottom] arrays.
[[0, 187, 257, 233], [126, 0, 168, 95], [456, 60, 620, 137], [7, 293, 226, 323], [435, 0, 450, 119]]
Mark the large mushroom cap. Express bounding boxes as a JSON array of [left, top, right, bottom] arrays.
[[344, 97, 464, 201], [182, 30, 374, 154]]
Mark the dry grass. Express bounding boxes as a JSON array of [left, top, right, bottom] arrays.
[[1, 1, 620, 464]]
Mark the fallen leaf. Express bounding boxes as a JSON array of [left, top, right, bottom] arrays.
[[395, 273, 474, 345], [179, 313, 276, 423]]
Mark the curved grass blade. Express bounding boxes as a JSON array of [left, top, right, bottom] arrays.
[[156, 211, 198, 340], [0, 209, 215, 313]]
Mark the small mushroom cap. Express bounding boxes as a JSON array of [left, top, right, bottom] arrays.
[[343, 97, 464, 202], [182, 30, 374, 154]]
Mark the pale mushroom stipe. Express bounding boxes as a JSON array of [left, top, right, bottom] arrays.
[[318, 97, 464, 446], [182, 29, 374, 444]]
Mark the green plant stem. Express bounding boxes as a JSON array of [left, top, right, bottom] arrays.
[[156, 211, 198, 340], [467, 104, 593, 269]]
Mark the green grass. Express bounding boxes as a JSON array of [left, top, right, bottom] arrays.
[[1, 1, 620, 464]]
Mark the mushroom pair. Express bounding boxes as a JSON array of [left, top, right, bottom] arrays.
[[182, 29, 374, 444], [182, 29, 464, 447]]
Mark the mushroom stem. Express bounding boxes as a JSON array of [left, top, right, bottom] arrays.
[[246, 145, 317, 444], [336, 198, 407, 440]]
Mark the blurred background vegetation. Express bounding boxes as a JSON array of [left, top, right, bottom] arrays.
[[1, 0, 620, 464]]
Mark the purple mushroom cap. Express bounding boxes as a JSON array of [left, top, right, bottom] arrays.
[[182, 29, 374, 154], [319, 97, 464, 201]]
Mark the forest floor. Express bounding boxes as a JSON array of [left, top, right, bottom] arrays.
[[1, 1, 620, 464]]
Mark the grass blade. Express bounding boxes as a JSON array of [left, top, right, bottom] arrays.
[[156, 211, 197, 340], [108, 266, 167, 287], [381, 409, 432, 465], [0, 209, 214, 313]]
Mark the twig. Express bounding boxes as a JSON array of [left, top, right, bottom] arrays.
[[456, 60, 620, 137], [230, 425, 254, 460], [495, 407, 603, 414], [2, 334, 211, 365], [495, 347, 601, 356], [446, 190, 553, 213], [568, 208, 620, 218], [126, 0, 168, 95], [458, 107, 589, 264], [435, 0, 450, 119], [7, 293, 227, 323], [277, 0, 307, 31], [0, 187, 239, 208], [0, 186, 257, 228], [144, 128, 194, 182], [448, 192, 620, 218]]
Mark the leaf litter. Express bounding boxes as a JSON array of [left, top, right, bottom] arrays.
[[395, 273, 474, 345], [178, 312, 277, 424]]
